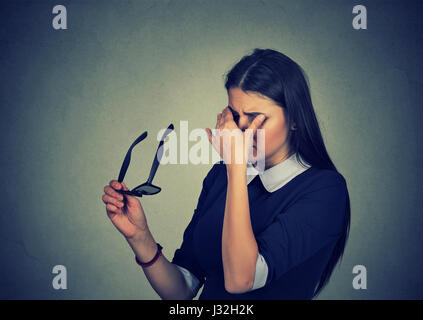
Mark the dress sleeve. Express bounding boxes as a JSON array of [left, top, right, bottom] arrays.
[[255, 179, 348, 286], [171, 163, 220, 293]]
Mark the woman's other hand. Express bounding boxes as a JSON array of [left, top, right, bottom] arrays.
[[205, 106, 265, 168]]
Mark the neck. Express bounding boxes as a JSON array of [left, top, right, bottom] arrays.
[[251, 148, 293, 171]]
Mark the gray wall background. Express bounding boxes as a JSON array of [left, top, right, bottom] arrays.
[[1, 0, 422, 299]]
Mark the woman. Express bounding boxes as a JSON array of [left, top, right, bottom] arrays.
[[102, 48, 351, 300]]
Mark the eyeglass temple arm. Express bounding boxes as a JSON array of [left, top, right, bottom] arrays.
[[118, 131, 148, 183], [147, 124, 174, 184]]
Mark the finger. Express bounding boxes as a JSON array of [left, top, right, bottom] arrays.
[[221, 107, 235, 125], [206, 127, 219, 152], [109, 180, 122, 190], [205, 128, 213, 144], [102, 194, 124, 208], [106, 203, 122, 215], [207, 128, 220, 151], [216, 113, 222, 128], [104, 185, 124, 201], [247, 114, 266, 133]]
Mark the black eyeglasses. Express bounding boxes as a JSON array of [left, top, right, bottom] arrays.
[[117, 124, 174, 197]]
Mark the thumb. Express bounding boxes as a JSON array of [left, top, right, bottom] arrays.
[[121, 182, 130, 192], [121, 182, 138, 207]]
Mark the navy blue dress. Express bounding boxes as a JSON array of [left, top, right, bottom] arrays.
[[171, 162, 348, 299]]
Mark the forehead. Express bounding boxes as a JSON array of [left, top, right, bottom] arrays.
[[228, 87, 278, 112]]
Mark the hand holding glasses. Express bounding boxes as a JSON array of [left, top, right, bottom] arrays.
[[117, 124, 174, 197]]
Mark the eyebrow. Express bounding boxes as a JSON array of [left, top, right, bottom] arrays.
[[228, 106, 267, 117]]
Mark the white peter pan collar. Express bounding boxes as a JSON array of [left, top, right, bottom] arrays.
[[246, 153, 312, 193]]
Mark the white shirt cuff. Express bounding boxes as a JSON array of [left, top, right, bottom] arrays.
[[249, 252, 268, 291], [175, 264, 202, 297], [175, 252, 268, 295]]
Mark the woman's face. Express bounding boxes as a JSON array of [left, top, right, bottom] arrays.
[[227, 87, 293, 169]]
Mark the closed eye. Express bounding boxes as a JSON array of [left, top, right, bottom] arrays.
[[228, 106, 267, 124], [245, 112, 263, 118]]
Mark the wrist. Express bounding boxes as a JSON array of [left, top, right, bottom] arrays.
[[126, 227, 152, 246], [126, 229, 159, 263], [135, 243, 163, 267], [226, 163, 247, 177]]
